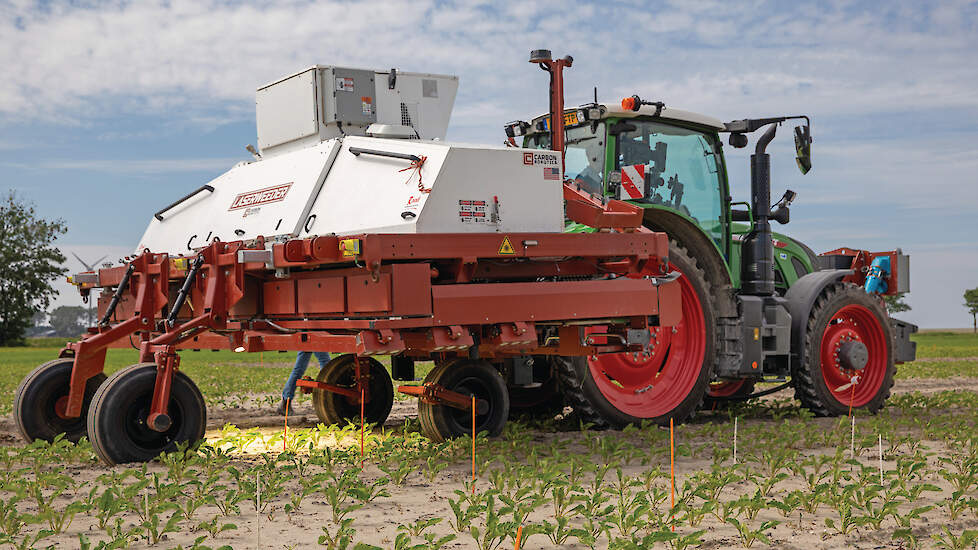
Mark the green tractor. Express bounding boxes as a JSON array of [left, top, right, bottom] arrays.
[[504, 50, 916, 427]]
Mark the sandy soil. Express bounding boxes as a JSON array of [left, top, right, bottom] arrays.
[[1, 377, 976, 549]]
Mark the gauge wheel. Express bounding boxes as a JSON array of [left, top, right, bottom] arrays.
[[793, 283, 894, 416], [87, 363, 206, 465], [418, 359, 509, 442], [557, 242, 714, 428], [14, 358, 106, 443], [312, 354, 393, 426], [702, 379, 757, 410]]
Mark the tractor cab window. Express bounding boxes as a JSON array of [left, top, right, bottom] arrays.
[[527, 122, 606, 195], [616, 121, 724, 246]]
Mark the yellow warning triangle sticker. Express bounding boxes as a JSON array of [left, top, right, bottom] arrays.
[[498, 235, 516, 255]]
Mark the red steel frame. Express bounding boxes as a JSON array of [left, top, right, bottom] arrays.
[[61, 220, 680, 430]]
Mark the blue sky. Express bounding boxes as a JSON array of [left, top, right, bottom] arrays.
[[1, 0, 976, 328]]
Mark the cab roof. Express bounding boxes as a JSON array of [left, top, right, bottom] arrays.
[[600, 103, 725, 130]]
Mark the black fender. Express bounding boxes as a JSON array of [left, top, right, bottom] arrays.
[[784, 269, 853, 366]]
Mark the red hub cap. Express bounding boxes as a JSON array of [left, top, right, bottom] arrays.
[[819, 304, 887, 408], [586, 267, 706, 418]]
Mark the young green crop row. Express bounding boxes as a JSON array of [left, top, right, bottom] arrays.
[[1, 390, 978, 549]]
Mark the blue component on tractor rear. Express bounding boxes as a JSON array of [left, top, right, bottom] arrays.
[[864, 256, 890, 294]]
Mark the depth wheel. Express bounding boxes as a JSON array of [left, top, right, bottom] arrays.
[[702, 379, 756, 410], [14, 358, 106, 443], [87, 363, 206, 465], [418, 359, 509, 442], [793, 283, 894, 416], [312, 354, 393, 426], [557, 241, 714, 428]]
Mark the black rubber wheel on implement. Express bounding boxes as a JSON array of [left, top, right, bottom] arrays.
[[792, 283, 895, 416], [312, 354, 393, 426], [418, 359, 509, 442], [14, 358, 106, 443], [87, 363, 206, 465], [556, 241, 715, 428]]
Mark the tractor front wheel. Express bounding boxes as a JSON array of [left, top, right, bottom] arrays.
[[418, 359, 509, 442], [312, 354, 393, 426], [14, 359, 106, 443], [557, 242, 714, 428], [87, 363, 206, 465], [793, 283, 894, 416]]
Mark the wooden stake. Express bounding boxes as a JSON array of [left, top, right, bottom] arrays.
[[360, 387, 366, 469], [878, 434, 884, 486], [256, 471, 261, 550], [283, 397, 290, 452], [733, 417, 738, 464], [850, 415, 855, 459], [471, 395, 476, 494], [669, 417, 675, 532]]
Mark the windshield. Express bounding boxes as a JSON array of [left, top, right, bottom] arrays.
[[616, 120, 724, 245], [526, 123, 606, 195]]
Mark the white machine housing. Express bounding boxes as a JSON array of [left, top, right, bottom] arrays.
[[135, 66, 566, 255], [256, 66, 459, 157]]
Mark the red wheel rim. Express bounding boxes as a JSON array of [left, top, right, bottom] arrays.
[[585, 266, 706, 418], [819, 304, 887, 408], [708, 379, 748, 398]]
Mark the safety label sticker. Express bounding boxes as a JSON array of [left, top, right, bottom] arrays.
[[335, 77, 354, 92], [458, 199, 487, 223], [498, 236, 516, 255], [361, 96, 372, 115], [621, 164, 645, 199]]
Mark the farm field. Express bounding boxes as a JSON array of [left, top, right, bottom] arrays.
[[0, 332, 975, 549]]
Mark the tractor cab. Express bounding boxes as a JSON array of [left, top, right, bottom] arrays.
[[511, 101, 817, 291]]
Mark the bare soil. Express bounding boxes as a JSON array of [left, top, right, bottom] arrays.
[[0, 377, 975, 549]]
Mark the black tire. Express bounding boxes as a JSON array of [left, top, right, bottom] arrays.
[[13, 359, 106, 443], [701, 379, 757, 410], [418, 359, 509, 442], [557, 241, 714, 428], [793, 283, 895, 416], [312, 354, 393, 426], [87, 363, 206, 465]]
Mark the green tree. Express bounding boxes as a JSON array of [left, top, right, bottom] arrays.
[[0, 192, 67, 345], [965, 287, 978, 334], [48, 305, 88, 338], [883, 292, 911, 314]]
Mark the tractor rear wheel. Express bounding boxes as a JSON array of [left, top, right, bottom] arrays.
[[14, 359, 106, 443], [87, 363, 206, 465], [418, 359, 509, 442], [312, 354, 393, 426], [557, 242, 714, 428], [793, 283, 894, 416]]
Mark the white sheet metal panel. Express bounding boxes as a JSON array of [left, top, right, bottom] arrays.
[[255, 69, 319, 151], [373, 71, 458, 141], [135, 140, 340, 254], [299, 136, 564, 237]]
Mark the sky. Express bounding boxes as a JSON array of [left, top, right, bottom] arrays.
[[0, 0, 976, 328]]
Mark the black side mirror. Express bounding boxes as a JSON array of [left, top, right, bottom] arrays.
[[728, 133, 748, 148], [794, 125, 812, 174]]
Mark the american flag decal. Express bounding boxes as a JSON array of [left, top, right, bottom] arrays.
[[543, 167, 560, 180]]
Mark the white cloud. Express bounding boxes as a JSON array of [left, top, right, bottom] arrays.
[[1, 157, 243, 174]]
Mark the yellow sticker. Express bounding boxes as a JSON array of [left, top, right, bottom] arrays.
[[498, 236, 516, 255]]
